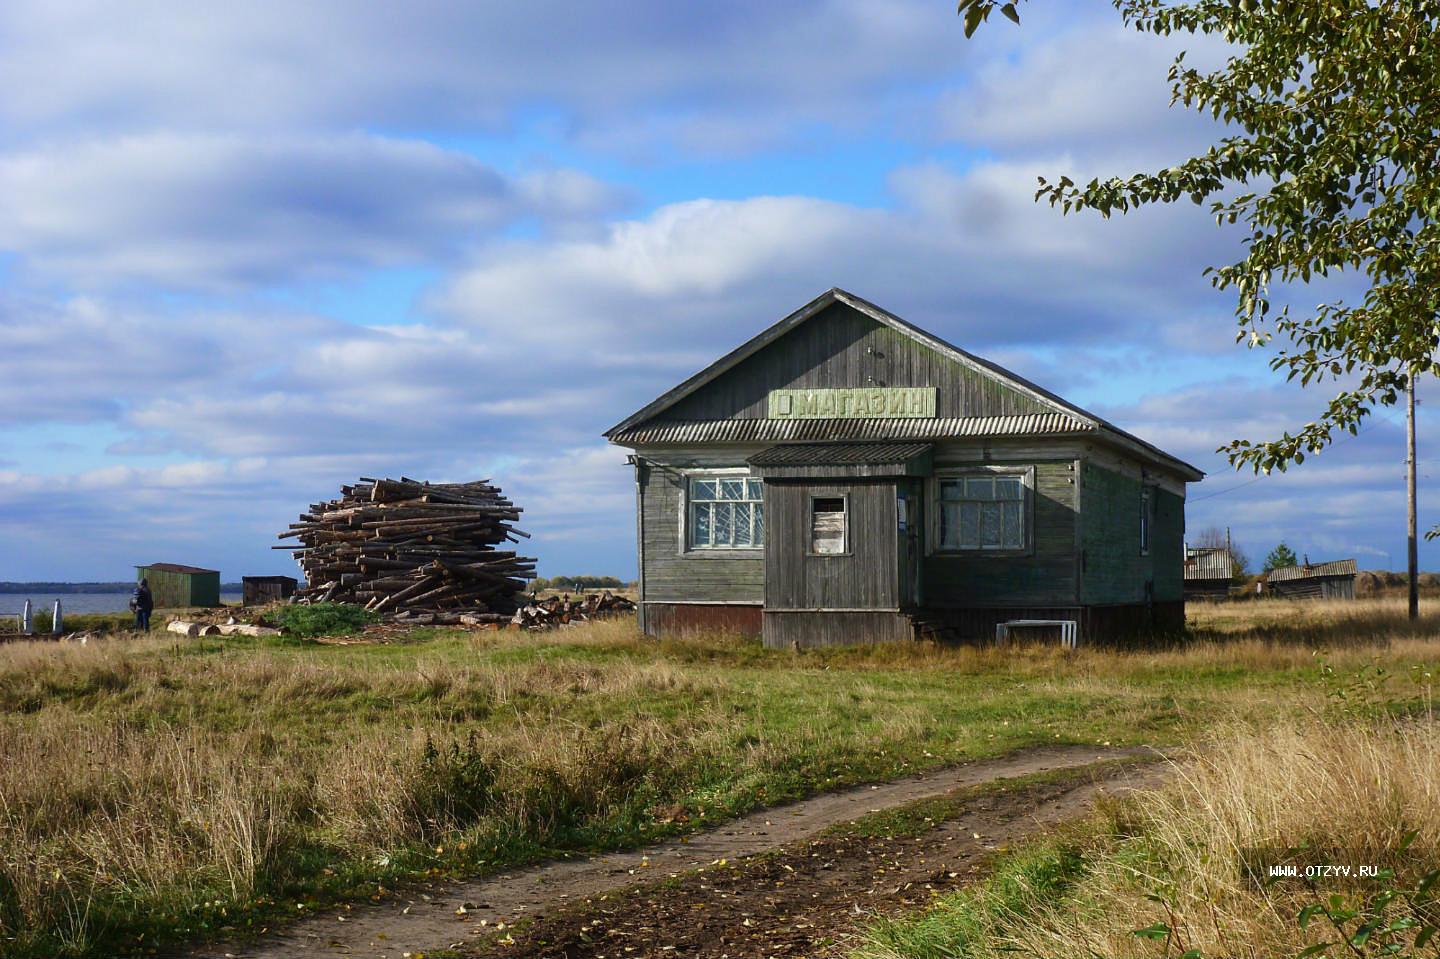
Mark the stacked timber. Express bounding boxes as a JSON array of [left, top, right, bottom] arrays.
[[278, 477, 536, 617], [511, 591, 637, 629]]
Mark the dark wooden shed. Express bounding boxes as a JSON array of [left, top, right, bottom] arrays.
[[1265, 559, 1357, 600], [242, 575, 299, 606], [1184, 546, 1234, 601], [605, 289, 1203, 648]]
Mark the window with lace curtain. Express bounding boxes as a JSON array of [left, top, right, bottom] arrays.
[[936, 471, 1028, 551]]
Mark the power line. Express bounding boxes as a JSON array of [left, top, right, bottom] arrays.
[[1188, 402, 1412, 504]]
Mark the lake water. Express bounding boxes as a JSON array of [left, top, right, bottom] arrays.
[[0, 592, 243, 615]]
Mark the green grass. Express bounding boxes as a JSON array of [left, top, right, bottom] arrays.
[[2, 603, 1439, 959], [856, 833, 1092, 959]]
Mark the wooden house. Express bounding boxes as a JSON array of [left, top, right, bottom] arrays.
[[604, 290, 1203, 648], [1183, 546, 1234, 601], [135, 563, 221, 608], [1264, 558, 1357, 600]]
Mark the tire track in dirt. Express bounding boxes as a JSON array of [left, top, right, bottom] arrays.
[[186, 744, 1165, 959]]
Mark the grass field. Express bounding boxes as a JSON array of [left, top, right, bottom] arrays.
[[0, 598, 1437, 957]]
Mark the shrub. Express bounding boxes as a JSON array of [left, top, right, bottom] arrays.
[[267, 603, 376, 638]]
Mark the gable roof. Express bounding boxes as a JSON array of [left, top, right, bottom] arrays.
[[1265, 558, 1358, 582], [138, 563, 219, 575], [605, 288, 1203, 481], [1184, 547, 1234, 580]]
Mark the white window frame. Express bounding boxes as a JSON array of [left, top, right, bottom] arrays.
[[807, 493, 850, 557], [929, 466, 1034, 555], [680, 469, 765, 554]]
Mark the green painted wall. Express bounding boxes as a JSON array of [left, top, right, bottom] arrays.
[[1080, 463, 1184, 605], [922, 460, 1078, 606], [136, 567, 221, 608]]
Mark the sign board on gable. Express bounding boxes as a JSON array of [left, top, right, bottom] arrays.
[[767, 387, 936, 420]]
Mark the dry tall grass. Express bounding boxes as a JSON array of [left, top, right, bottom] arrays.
[[3, 602, 1439, 958], [995, 717, 1440, 958]]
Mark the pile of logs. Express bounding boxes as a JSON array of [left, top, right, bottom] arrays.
[[511, 591, 637, 629], [278, 477, 536, 617]]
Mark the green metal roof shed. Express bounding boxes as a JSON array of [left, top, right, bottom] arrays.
[[136, 563, 222, 608]]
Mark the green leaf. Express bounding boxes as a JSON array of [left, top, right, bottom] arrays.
[[1132, 922, 1171, 940]]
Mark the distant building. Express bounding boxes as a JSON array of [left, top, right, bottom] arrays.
[[242, 575, 298, 606], [605, 289, 1203, 648], [135, 563, 221, 608], [1183, 546, 1235, 602], [1265, 558, 1357, 600]]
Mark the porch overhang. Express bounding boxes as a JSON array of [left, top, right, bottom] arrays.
[[746, 442, 934, 479]]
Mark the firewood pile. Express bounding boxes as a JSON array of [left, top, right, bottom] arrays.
[[511, 591, 637, 629], [278, 477, 536, 618]]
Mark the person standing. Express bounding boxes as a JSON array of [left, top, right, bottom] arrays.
[[131, 578, 154, 631]]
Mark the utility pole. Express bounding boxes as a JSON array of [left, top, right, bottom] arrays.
[[1407, 370, 1419, 621]]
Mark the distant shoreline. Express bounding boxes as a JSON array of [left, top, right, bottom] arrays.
[[0, 582, 245, 593]]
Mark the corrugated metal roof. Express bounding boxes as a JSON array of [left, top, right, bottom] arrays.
[[748, 442, 933, 467], [1184, 547, 1233, 581], [138, 563, 219, 575], [1266, 559, 1358, 582], [611, 413, 1090, 445]]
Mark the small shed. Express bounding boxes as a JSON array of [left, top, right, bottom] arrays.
[[135, 563, 221, 608], [1184, 547, 1234, 602], [1265, 558, 1357, 600], [242, 575, 298, 606]]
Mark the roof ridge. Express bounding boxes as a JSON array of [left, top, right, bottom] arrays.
[[604, 289, 1202, 480]]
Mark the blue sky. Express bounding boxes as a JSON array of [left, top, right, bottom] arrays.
[[1, 1, 1434, 581]]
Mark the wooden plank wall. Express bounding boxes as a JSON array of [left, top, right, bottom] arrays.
[[763, 611, 912, 649], [1271, 577, 1356, 600], [1080, 462, 1185, 605], [915, 601, 1185, 646], [921, 457, 1078, 606], [639, 464, 764, 605], [646, 603, 763, 636], [656, 303, 1051, 422], [764, 480, 899, 610]]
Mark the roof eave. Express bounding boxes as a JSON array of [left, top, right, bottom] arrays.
[[1095, 426, 1205, 483]]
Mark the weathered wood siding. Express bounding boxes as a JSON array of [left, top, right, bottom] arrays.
[[763, 611, 912, 649], [1080, 462, 1185, 605], [1184, 579, 1232, 602], [763, 480, 899, 610], [922, 457, 1079, 606], [656, 303, 1050, 422], [1269, 576, 1355, 600], [637, 461, 764, 605], [646, 603, 763, 636]]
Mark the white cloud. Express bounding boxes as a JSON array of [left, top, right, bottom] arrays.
[[933, 19, 1233, 163], [0, 133, 628, 288], [0, 0, 974, 150]]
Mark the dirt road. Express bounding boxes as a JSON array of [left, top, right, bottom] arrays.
[[187, 744, 1166, 959]]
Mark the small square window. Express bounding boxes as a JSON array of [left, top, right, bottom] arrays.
[[810, 497, 846, 554]]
